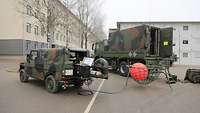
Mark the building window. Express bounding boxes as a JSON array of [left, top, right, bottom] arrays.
[[26, 5, 32, 16], [183, 52, 188, 58], [26, 23, 31, 33], [56, 33, 59, 40], [34, 42, 38, 49], [41, 26, 45, 36], [45, 44, 48, 48], [60, 35, 62, 41], [67, 30, 72, 43], [26, 41, 28, 50], [183, 26, 189, 30], [41, 43, 44, 48], [41, 13, 45, 21], [63, 36, 66, 42], [51, 32, 55, 42], [34, 25, 39, 35], [26, 40, 31, 50], [183, 40, 188, 44]]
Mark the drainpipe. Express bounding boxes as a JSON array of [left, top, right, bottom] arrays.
[[178, 26, 181, 65], [22, 4, 25, 61]]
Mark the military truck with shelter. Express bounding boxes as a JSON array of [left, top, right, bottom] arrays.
[[93, 25, 175, 81]]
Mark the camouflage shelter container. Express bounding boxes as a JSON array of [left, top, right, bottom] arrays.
[[95, 25, 173, 59]]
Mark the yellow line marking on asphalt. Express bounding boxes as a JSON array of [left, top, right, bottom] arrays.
[[84, 79, 105, 113]]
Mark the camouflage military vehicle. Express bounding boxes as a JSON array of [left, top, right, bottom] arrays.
[[19, 48, 108, 93], [93, 25, 177, 84]]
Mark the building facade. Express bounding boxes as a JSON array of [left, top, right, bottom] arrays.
[[0, 0, 95, 56], [117, 21, 200, 65]]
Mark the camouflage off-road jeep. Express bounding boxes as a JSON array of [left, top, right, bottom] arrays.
[[19, 48, 108, 93]]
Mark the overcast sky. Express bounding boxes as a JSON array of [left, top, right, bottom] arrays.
[[102, 0, 200, 30]]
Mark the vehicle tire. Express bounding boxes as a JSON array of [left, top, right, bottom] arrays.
[[119, 62, 129, 77], [45, 75, 59, 93], [19, 69, 29, 82], [74, 80, 83, 88]]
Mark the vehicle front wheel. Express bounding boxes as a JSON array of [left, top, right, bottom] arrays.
[[119, 62, 129, 77], [45, 75, 59, 93], [19, 69, 29, 82]]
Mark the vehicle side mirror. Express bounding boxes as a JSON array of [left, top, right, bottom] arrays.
[[26, 54, 30, 63], [103, 40, 108, 46]]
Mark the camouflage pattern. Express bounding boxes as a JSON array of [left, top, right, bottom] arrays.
[[19, 48, 109, 93], [109, 26, 146, 51], [94, 25, 176, 84], [95, 25, 173, 59], [24, 48, 69, 81]]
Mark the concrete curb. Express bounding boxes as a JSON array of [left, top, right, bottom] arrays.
[[6, 68, 19, 73]]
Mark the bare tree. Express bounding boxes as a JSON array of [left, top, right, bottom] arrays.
[[90, 12, 107, 41], [62, 0, 77, 11], [75, 0, 106, 49]]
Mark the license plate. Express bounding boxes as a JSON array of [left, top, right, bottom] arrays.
[[65, 70, 73, 75]]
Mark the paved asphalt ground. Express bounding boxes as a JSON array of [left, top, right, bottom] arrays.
[[0, 60, 200, 113]]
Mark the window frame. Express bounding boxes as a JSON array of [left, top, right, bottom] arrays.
[[183, 52, 189, 58], [41, 26, 45, 37], [183, 40, 189, 44], [26, 23, 31, 33], [26, 5, 32, 16], [34, 25, 39, 35], [183, 26, 189, 30]]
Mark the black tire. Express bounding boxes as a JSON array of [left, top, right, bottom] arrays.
[[119, 62, 129, 77], [45, 75, 59, 93], [170, 61, 173, 67], [74, 80, 83, 88], [20, 70, 29, 82]]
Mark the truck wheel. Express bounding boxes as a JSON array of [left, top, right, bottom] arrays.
[[119, 62, 129, 77], [170, 61, 173, 67], [45, 75, 59, 93], [20, 69, 29, 82]]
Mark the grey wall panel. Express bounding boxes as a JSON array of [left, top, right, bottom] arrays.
[[0, 39, 55, 56], [0, 39, 24, 55]]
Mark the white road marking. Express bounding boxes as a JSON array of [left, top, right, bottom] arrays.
[[84, 79, 105, 113]]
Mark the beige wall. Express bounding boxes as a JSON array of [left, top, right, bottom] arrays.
[[0, 0, 23, 39], [0, 0, 94, 50]]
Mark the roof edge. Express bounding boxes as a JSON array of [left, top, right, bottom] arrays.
[[117, 21, 200, 24]]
